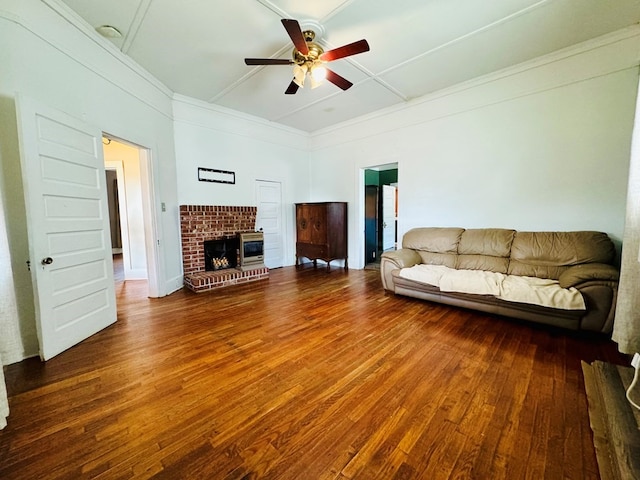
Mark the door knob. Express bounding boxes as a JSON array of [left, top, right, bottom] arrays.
[[41, 257, 53, 265]]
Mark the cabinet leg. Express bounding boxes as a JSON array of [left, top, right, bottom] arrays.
[[344, 259, 348, 270]]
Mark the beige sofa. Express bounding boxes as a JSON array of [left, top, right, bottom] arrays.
[[380, 228, 620, 333]]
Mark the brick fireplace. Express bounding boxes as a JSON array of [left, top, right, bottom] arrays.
[[180, 205, 269, 292]]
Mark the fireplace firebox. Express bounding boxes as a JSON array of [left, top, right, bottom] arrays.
[[203, 232, 264, 272], [204, 237, 238, 271]]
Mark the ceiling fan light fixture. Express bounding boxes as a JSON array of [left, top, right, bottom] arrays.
[[310, 76, 321, 89], [309, 64, 327, 89], [311, 64, 327, 82], [293, 64, 307, 87]]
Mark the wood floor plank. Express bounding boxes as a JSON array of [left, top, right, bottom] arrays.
[[0, 264, 627, 479]]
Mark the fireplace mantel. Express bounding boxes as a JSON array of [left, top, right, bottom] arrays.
[[179, 205, 268, 292]]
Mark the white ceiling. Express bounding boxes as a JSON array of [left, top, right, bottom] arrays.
[[58, 0, 640, 133]]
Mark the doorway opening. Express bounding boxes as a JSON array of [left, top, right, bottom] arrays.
[[103, 136, 159, 297], [363, 164, 398, 270]]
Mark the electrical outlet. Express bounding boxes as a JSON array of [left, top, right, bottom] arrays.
[[632, 352, 640, 369]]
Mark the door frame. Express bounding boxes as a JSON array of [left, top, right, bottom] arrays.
[[354, 160, 399, 270], [103, 135, 161, 298]]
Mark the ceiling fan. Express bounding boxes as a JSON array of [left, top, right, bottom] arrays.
[[245, 19, 370, 95]]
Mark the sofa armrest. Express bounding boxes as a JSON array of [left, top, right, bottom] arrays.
[[380, 249, 421, 269], [558, 263, 620, 289], [380, 249, 421, 291]]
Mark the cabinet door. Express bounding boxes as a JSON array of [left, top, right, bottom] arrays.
[[296, 204, 313, 243], [310, 205, 328, 244], [326, 203, 347, 257]]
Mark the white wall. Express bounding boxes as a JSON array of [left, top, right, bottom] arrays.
[[0, 0, 183, 360], [309, 28, 640, 269], [173, 96, 311, 267]]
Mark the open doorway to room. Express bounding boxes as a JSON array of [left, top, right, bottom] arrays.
[[104, 167, 124, 282], [102, 136, 159, 297], [363, 164, 398, 270]]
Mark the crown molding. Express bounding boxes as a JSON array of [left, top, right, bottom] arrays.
[[172, 94, 310, 151], [173, 94, 309, 138]]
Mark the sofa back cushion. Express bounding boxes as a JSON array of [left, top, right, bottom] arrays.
[[457, 229, 516, 273], [507, 231, 615, 279], [402, 227, 463, 268]]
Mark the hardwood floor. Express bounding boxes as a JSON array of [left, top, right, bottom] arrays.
[[0, 265, 627, 479]]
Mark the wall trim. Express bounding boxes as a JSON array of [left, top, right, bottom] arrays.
[[165, 275, 185, 296]]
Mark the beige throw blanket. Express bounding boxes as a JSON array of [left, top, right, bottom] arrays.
[[399, 264, 585, 310]]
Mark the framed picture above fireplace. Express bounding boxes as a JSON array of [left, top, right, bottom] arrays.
[[198, 167, 235, 184]]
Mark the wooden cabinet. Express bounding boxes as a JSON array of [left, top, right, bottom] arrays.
[[295, 202, 348, 271]]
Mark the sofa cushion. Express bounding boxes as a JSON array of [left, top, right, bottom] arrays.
[[457, 228, 515, 273], [455, 255, 509, 273], [507, 231, 615, 280], [458, 228, 516, 257], [402, 227, 463, 252], [397, 264, 585, 310], [402, 227, 463, 268]]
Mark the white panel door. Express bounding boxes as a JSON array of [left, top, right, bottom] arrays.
[[255, 180, 284, 268], [382, 185, 397, 251], [17, 96, 117, 360]]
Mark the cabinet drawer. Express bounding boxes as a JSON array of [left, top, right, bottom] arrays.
[[297, 242, 328, 259]]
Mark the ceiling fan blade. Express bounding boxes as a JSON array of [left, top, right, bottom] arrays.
[[319, 39, 370, 62], [285, 80, 299, 95], [281, 19, 309, 55], [245, 58, 293, 66], [325, 68, 353, 91]]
